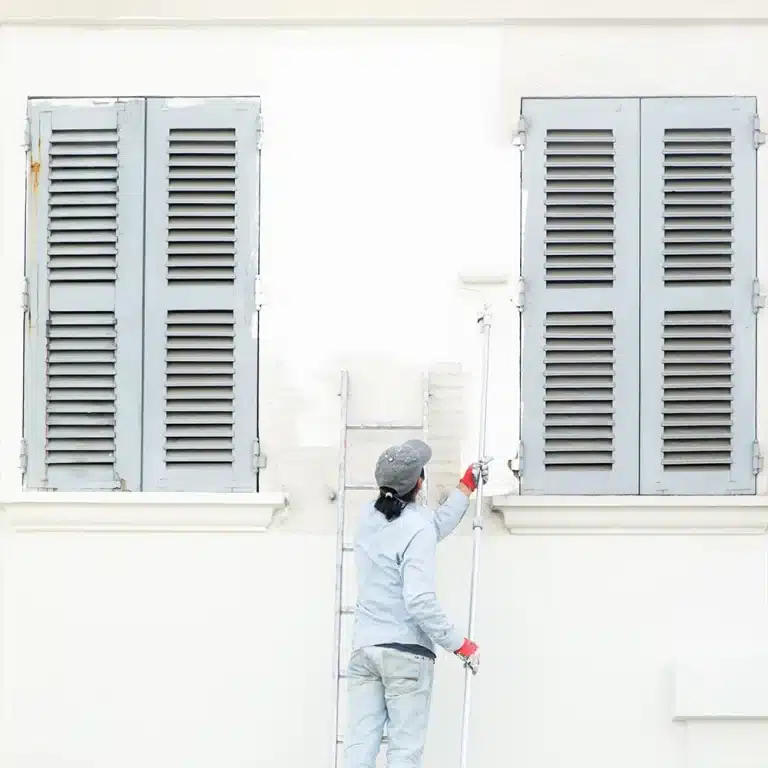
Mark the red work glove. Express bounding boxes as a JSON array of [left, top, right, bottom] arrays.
[[460, 460, 490, 492], [460, 465, 478, 492], [455, 638, 480, 674]]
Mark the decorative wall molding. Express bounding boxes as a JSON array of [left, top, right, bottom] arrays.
[[2, 0, 768, 24], [0, 492, 289, 533], [491, 494, 768, 534]]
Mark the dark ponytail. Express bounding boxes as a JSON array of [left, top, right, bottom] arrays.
[[374, 469, 424, 522], [374, 489, 408, 521]]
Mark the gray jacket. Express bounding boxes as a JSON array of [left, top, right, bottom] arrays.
[[350, 488, 470, 655]]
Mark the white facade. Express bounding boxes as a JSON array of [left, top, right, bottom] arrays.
[[1, 10, 768, 768]]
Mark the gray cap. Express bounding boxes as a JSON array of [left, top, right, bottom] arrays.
[[374, 439, 433, 496]]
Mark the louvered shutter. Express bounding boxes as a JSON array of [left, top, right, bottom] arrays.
[[24, 100, 145, 491], [639, 97, 757, 495], [142, 98, 260, 492], [520, 98, 641, 495]]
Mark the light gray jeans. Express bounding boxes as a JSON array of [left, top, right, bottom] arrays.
[[344, 646, 435, 768]]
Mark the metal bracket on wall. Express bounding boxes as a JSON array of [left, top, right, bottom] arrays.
[[254, 274, 265, 311], [512, 116, 527, 150], [508, 441, 523, 479], [752, 279, 765, 313], [20, 439, 27, 475], [754, 114, 766, 149], [515, 277, 525, 312], [753, 441, 763, 475], [252, 439, 267, 470]]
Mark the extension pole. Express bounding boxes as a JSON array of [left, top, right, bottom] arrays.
[[459, 305, 492, 768]]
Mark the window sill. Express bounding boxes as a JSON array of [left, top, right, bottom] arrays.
[[0, 492, 289, 533], [490, 491, 768, 534]]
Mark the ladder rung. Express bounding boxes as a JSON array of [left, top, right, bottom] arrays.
[[347, 422, 423, 430], [341, 606, 355, 615], [345, 483, 377, 491], [337, 737, 388, 745], [342, 544, 354, 553]]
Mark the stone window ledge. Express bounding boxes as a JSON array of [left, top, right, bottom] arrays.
[[490, 492, 768, 534], [0, 492, 289, 533]]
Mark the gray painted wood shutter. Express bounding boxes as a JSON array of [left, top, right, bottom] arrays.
[[520, 98, 641, 494], [24, 100, 145, 491], [639, 97, 757, 494], [142, 98, 261, 491]]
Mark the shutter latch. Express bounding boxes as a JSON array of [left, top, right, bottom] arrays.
[[21, 277, 29, 314], [754, 115, 766, 149], [753, 441, 763, 475], [252, 439, 267, 471], [19, 439, 27, 475], [753, 279, 765, 313], [512, 116, 527, 150]]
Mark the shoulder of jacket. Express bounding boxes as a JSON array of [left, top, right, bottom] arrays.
[[402, 514, 436, 546], [402, 504, 431, 526]]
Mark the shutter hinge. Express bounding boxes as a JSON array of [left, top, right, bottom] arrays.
[[20, 439, 27, 475], [508, 441, 524, 478], [23, 117, 30, 152], [254, 274, 264, 311], [257, 113, 264, 150], [21, 277, 29, 314], [515, 277, 525, 311], [252, 439, 267, 471], [512, 116, 527, 150], [753, 279, 765, 313], [753, 441, 763, 475], [754, 115, 766, 149]]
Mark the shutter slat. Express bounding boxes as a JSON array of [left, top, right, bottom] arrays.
[[542, 123, 617, 289], [24, 100, 145, 490], [142, 98, 260, 492], [639, 97, 757, 494], [661, 311, 734, 470], [521, 98, 640, 495], [166, 126, 237, 283]]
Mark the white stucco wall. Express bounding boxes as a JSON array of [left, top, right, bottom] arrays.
[[0, 21, 767, 768]]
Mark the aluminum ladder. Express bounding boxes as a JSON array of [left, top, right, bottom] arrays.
[[331, 368, 430, 768]]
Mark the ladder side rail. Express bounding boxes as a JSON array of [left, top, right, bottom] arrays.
[[331, 370, 350, 768]]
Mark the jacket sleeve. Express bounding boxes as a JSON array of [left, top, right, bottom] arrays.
[[431, 488, 470, 542], [401, 525, 464, 652]]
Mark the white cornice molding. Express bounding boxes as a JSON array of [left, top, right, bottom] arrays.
[[0, 492, 289, 533], [2, 0, 768, 24], [491, 494, 768, 534]]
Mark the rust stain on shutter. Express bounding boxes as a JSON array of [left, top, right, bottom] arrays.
[[30, 160, 40, 192]]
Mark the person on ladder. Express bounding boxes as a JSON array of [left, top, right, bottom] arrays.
[[344, 438, 488, 768]]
